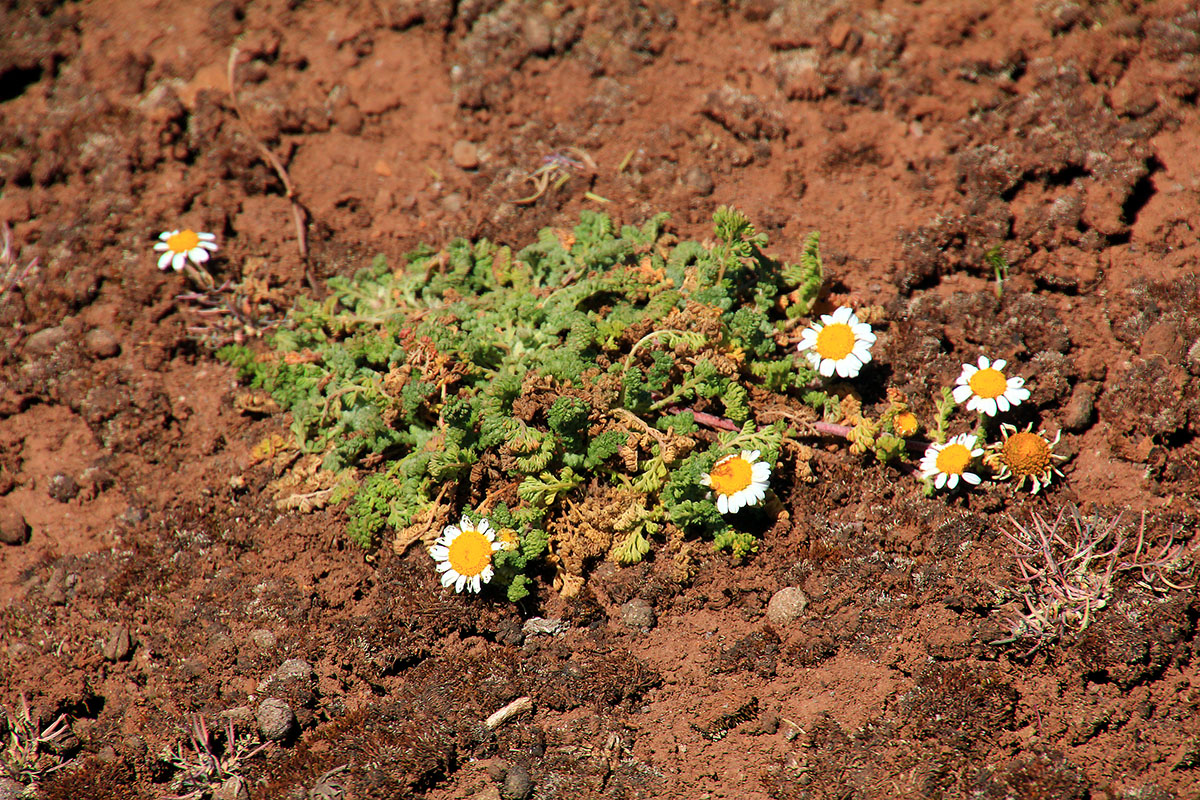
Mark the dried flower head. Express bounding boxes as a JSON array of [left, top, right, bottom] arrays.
[[155, 229, 218, 272], [951, 355, 1029, 417], [893, 411, 919, 438], [919, 433, 983, 490], [987, 423, 1066, 493], [701, 450, 771, 514], [797, 306, 876, 379], [430, 515, 503, 593]]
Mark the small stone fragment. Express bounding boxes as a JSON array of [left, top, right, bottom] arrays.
[[274, 658, 313, 683], [24, 325, 69, 356], [682, 166, 714, 196], [213, 776, 250, 800], [1062, 383, 1096, 432], [0, 506, 30, 546], [452, 139, 480, 170], [0, 777, 25, 800], [47, 472, 80, 503], [256, 698, 295, 741], [501, 763, 533, 800], [83, 328, 120, 358], [103, 626, 132, 661], [522, 617, 567, 636], [766, 587, 809, 628], [250, 629, 277, 651], [332, 103, 363, 135], [620, 598, 657, 630], [1188, 339, 1200, 377]]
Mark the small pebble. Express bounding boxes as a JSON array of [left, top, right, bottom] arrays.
[[274, 658, 314, 683], [0, 506, 30, 546], [250, 629, 277, 651], [501, 763, 533, 800], [103, 626, 132, 661], [256, 698, 295, 741], [522, 617, 567, 636], [620, 598, 657, 630], [766, 587, 809, 628], [24, 325, 69, 356], [332, 104, 364, 135], [83, 328, 120, 358], [682, 165, 715, 196], [0, 777, 25, 800], [213, 776, 249, 800], [452, 139, 480, 170], [1062, 383, 1096, 432], [47, 472, 80, 503]]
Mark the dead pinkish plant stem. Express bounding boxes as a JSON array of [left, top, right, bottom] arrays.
[[226, 47, 315, 291]]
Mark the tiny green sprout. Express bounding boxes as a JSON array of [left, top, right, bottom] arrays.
[[984, 244, 1009, 300]]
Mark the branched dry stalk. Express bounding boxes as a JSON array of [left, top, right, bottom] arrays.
[[176, 279, 284, 347], [993, 507, 1193, 655], [166, 714, 269, 799], [1, 694, 71, 786], [0, 222, 39, 299]]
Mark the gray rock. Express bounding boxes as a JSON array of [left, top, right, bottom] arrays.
[[0, 506, 30, 545], [83, 328, 120, 358], [256, 698, 295, 741], [24, 325, 69, 356], [213, 775, 249, 800], [47, 472, 80, 503], [766, 587, 809, 628], [249, 629, 277, 651], [103, 626, 132, 661], [522, 617, 567, 636], [274, 658, 313, 683], [501, 763, 533, 800], [620, 598, 657, 630], [0, 777, 26, 800]]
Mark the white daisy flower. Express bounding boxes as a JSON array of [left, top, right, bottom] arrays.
[[429, 515, 504, 594], [951, 355, 1030, 417], [797, 306, 876, 379], [919, 433, 983, 491], [154, 229, 218, 272], [701, 449, 772, 514]]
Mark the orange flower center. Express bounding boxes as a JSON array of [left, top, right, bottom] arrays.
[[447, 528, 493, 577], [1002, 432, 1051, 476], [935, 443, 972, 475], [894, 411, 918, 438], [968, 367, 1008, 399], [166, 229, 200, 253], [709, 455, 754, 495], [815, 323, 856, 360]]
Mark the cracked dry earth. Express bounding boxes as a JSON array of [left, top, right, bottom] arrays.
[[2, 0, 1200, 798]]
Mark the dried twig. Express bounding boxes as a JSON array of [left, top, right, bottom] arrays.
[[226, 48, 315, 290]]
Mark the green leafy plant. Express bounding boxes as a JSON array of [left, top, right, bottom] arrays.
[[221, 208, 846, 597]]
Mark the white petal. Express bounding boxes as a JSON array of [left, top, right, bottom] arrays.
[[835, 357, 855, 378], [154, 242, 170, 252], [197, 232, 216, 240], [993, 359, 1007, 370], [159, 230, 175, 241], [960, 363, 978, 379], [963, 472, 982, 485], [480, 566, 494, 583], [171, 252, 187, 271], [947, 473, 960, 489], [435, 561, 453, 573], [189, 248, 210, 264], [430, 545, 449, 560], [441, 571, 457, 587], [477, 519, 492, 535], [717, 494, 729, 514], [1008, 376, 1025, 388], [198, 241, 219, 251], [443, 525, 461, 539], [996, 395, 1011, 413], [746, 450, 760, 461], [470, 576, 482, 593], [157, 251, 173, 269], [952, 385, 972, 404], [977, 356, 990, 369], [819, 359, 836, 377], [980, 397, 998, 417], [700, 473, 712, 487], [831, 306, 854, 323], [455, 574, 467, 593], [935, 473, 947, 489], [806, 352, 822, 370]]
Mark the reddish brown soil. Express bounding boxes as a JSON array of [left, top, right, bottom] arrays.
[[2, 1, 1200, 798]]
